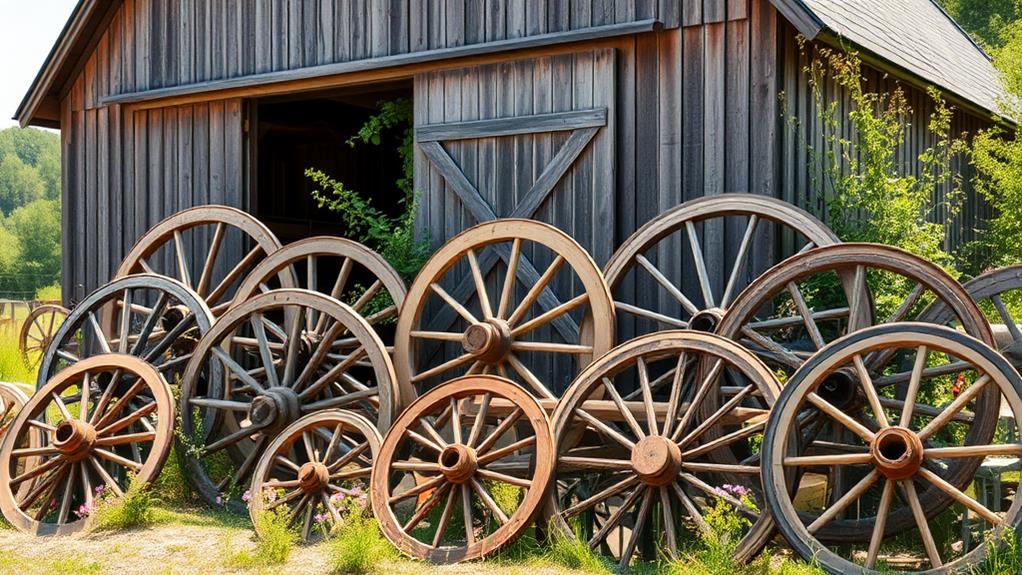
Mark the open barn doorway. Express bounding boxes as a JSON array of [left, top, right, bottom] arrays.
[[249, 80, 414, 245]]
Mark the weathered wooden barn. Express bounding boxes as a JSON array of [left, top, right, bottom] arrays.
[[15, 0, 1007, 305]]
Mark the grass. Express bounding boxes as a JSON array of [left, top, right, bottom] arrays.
[[328, 513, 398, 574], [0, 329, 36, 386], [0, 554, 102, 575], [223, 506, 297, 569], [90, 475, 160, 531]]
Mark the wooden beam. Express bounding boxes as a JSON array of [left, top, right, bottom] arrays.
[[416, 108, 606, 141], [767, 0, 824, 39], [101, 19, 662, 108]]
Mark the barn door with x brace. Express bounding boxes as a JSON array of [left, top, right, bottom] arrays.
[[412, 49, 615, 394]]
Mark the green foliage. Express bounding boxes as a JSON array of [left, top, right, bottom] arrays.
[[939, 0, 1022, 50], [0, 155, 44, 214], [972, 528, 1022, 575], [345, 97, 415, 200], [328, 513, 397, 574], [35, 283, 60, 301], [0, 332, 35, 385], [91, 475, 159, 531], [0, 554, 101, 575], [225, 506, 296, 568], [541, 522, 614, 574]]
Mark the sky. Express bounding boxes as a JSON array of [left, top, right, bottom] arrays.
[[0, 0, 79, 128]]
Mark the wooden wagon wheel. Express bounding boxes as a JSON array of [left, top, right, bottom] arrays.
[[0, 354, 174, 535], [604, 194, 839, 336], [0, 382, 29, 441], [178, 289, 397, 512], [545, 331, 781, 567], [394, 219, 614, 405], [717, 243, 997, 541], [114, 205, 293, 315], [230, 236, 407, 340], [36, 274, 214, 390], [762, 323, 1022, 574], [19, 304, 69, 371], [249, 409, 380, 543], [371, 375, 554, 563]]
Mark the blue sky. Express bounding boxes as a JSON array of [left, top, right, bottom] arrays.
[[0, 1, 79, 127]]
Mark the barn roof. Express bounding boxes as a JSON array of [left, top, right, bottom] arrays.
[[773, 0, 1007, 117], [15, 0, 1011, 127]]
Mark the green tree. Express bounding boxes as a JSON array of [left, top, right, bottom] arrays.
[[939, 0, 1022, 49], [0, 154, 45, 215], [1, 200, 61, 296]]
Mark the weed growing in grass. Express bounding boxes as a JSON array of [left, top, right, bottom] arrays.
[[328, 513, 397, 574], [224, 505, 296, 568], [973, 528, 1022, 575], [0, 331, 35, 385], [0, 554, 101, 575], [541, 521, 613, 574], [90, 475, 159, 531]]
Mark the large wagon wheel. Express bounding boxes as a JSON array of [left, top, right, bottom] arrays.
[[230, 236, 407, 340], [604, 194, 839, 336], [178, 289, 397, 512], [919, 264, 1022, 367], [249, 410, 381, 543], [19, 304, 69, 371], [115, 205, 293, 316], [717, 243, 997, 541], [763, 323, 1022, 574], [394, 219, 615, 405], [0, 355, 174, 535], [371, 375, 554, 563], [36, 274, 214, 390], [545, 331, 781, 567]]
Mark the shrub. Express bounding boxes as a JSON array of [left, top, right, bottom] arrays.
[[224, 505, 296, 568], [34, 283, 60, 301], [541, 521, 613, 574], [90, 475, 158, 531], [328, 513, 396, 574]]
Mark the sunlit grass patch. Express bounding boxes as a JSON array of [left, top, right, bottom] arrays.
[[328, 513, 398, 574]]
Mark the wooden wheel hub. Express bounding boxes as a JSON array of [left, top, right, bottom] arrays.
[[870, 426, 924, 480], [462, 320, 512, 364], [817, 369, 859, 411], [631, 435, 682, 486], [53, 419, 97, 461], [248, 387, 301, 434], [438, 443, 478, 484], [297, 462, 331, 493], [689, 307, 725, 332]]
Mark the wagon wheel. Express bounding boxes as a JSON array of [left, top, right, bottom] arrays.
[[604, 194, 839, 336], [394, 219, 615, 405], [230, 236, 407, 340], [545, 331, 781, 567], [0, 383, 43, 488], [178, 289, 397, 512], [19, 305, 69, 371], [115, 205, 293, 316], [919, 264, 1022, 368], [249, 410, 381, 544], [0, 355, 174, 535], [36, 274, 214, 390], [717, 243, 997, 540], [371, 375, 554, 563], [763, 323, 1022, 574]]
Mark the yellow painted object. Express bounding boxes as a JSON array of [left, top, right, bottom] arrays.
[[793, 472, 829, 512]]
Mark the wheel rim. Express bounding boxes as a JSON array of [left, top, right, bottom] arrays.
[[371, 375, 554, 563], [19, 305, 69, 371], [115, 205, 292, 315], [0, 355, 174, 535], [179, 289, 396, 511], [394, 219, 615, 405], [763, 323, 1022, 573], [249, 410, 381, 544], [545, 331, 781, 567]]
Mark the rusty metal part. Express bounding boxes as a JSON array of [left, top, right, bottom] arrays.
[[371, 375, 554, 564], [762, 323, 1022, 574], [0, 354, 174, 535], [114, 205, 293, 315], [604, 194, 840, 336], [178, 289, 397, 512], [248, 410, 381, 544], [545, 331, 781, 567], [19, 305, 69, 371], [394, 219, 615, 405]]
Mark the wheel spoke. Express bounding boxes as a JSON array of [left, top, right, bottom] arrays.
[[496, 239, 521, 319], [904, 479, 943, 568], [507, 255, 564, 327], [471, 477, 509, 524], [662, 352, 688, 438], [918, 467, 1001, 524], [900, 345, 928, 425], [561, 476, 640, 518], [808, 392, 876, 442], [865, 479, 895, 569], [807, 469, 879, 534], [918, 374, 990, 441], [506, 354, 555, 399], [619, 487, 653, 568], [600, 377, 645, 440], [510, 294, 588, 338], [587, 485, 643, 550], [853, 354, 889, 428], [431, 282, 478, 325], [634, 253, 699, 316]]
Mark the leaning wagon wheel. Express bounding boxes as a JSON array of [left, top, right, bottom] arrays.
[[371, 375, 554, 563], [249, 410, 381, 543], [394, 219, 615, 405], [0, 354, 174, 535], [717, 243, 997, 541], [115, 205, 293, 316], [604, 194, 839, 336], [762, 323, 1022, 574], [36, 274, 214, 391], [0, 383, 43, 488], [230, 236, 407, 341], [178, 289, 397, 512], [19, 304, 69, 371], [545, 331, 781, 567]]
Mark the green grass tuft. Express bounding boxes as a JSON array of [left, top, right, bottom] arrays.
[[972, 529, 1022, 575], [223, 506, 296, 568], [541, 523, 613, 575], [328, 513, 398, 574], [0, 331, 36, 386], [91, 475, 159, 531]]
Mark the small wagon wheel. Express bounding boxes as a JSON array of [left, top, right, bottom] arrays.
[[0, 382, 29, 441], [249, 410, 381, 543], [919, 264, 1022, 367], [371, 375, 554, 563], [394, 219, 615, 405], [0, 354, 174, 536], [717, 243, 997, 540], [230, 236, 407, 339], [36, 274, 215, 390], [763, 323, 1022, 574], [178, 289, 397, 512], [115, 205, 293, 315], [545, 331, 781, 567], [19, 305, 69, 371], [604, 194, 839, 336]]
